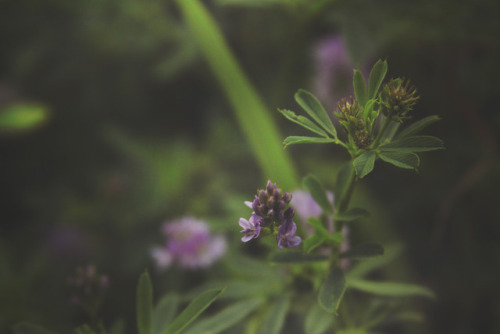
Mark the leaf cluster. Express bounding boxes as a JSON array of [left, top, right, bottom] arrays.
[[280, 59, 444, 179]]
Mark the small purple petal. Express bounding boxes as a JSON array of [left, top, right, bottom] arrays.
[[239, 215, 261, 242], [277, 219, 301, 249]]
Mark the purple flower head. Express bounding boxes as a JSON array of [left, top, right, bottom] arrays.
[[250, 180, 292, 225], [239, 214, 262, 242], [152, 217, 226, 270], [277, 217, 302, 249]]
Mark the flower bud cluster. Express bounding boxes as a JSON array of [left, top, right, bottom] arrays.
[[335, 97, 372, 148], [239, 180, 301, 249], [68, 264, 109, 313], [379, 77, 419, 122]]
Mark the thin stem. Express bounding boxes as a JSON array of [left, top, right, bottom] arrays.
[[334, 170, 357, 234], [371, 115, 391, 148]]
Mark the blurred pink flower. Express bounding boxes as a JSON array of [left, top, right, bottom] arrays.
[[151, 217, 226, 270]]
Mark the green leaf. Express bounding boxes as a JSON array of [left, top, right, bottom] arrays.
[[137, 272, 154, 334], [278, 109, 328, 137], [295, 89, 336, 137], [379, 119, 400, 143], [347, 279, 435, 299], [163, 288, 225, 334], [318, 267, 346, 313], [378, 151, 420, 169], [339, 243, 384, 259], [0, 104, 48, 132], [270, 252, 329, 264], [367, 59, 388, 100], [303, 174, 334, 215], [346, 243, 404, 279], [335, 208, 370, 221], [307, 217, 330, 237], [175, 0, 298, 190], [353, 69, 368, 107], [153, 294, 179, 334], [353, 151, 376, 178], [338, 330, 369, 334], [303, 234, 326, 253], [12, 323, 57, 334], [335, 162, 354, 211], [184, 299, 262, 334], [259, 295, 290, 334], [380, 136, 444, 152], [331, 232, 345, 244], [184, 280, 282, 301], [283, 136, 335, 147], [304, 304, 333, 334], [396, 115, 442, 139]]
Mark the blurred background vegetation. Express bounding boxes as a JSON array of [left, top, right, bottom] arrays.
[[0, 0, 499, 333]]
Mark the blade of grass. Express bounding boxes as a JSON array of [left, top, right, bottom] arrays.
[[175, 0, 298, 189]]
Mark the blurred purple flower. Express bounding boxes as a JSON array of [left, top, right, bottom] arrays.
[[277, 217, 302, 249], [45, 225, 90, 261], [312, 35, 354, 110], [151, 217, 226, 270], [239, 214, 262, 242], [291, 190, 334, 223]]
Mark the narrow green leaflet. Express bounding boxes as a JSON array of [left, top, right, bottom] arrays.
[[335, 208, 370, 222], [259, 295, 290, 334], [353, 151, 376, 178], [184, 280, 281, 301], [380, 136, 444, 152], [339, 243, 384, 259], [270, 251, 329, 264], [346, 243, 404, 279], [304, 234, 326, 253], [378, 151, 420, 170], [304, 303, 333, 334], [396, 115, 441, 139], [338, 330, 369, 334], [335, 162, 354, 211], [307, 217, 331, 237], [379, 119, 400, 144], [0, 103, 48, 132], [12, 323, 57, 334], [163, 288, 225, 334], [283, 136, 335, 147], [353, 69, 368, 107], [295, 89, 337, 137], [137, 272, 154, 334], [367, 59, 388, 100], [278, 109, 328, 137], [347, 279, 435, 299], [153, 294, 179, 334], [183, 299, 262, 334], [303, 175, 334, 215], [318, 267, 346, 313]]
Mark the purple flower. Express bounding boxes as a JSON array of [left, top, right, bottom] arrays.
[[239, 214, 262, 242], [291, 190, 334, 223], [312, 35, 354, 110], [277, 217, 302, 249], [151, 217, 226, 270]]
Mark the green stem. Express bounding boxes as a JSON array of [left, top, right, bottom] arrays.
[[370, 115, 391, 148], [334, 169, 357, 234]]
